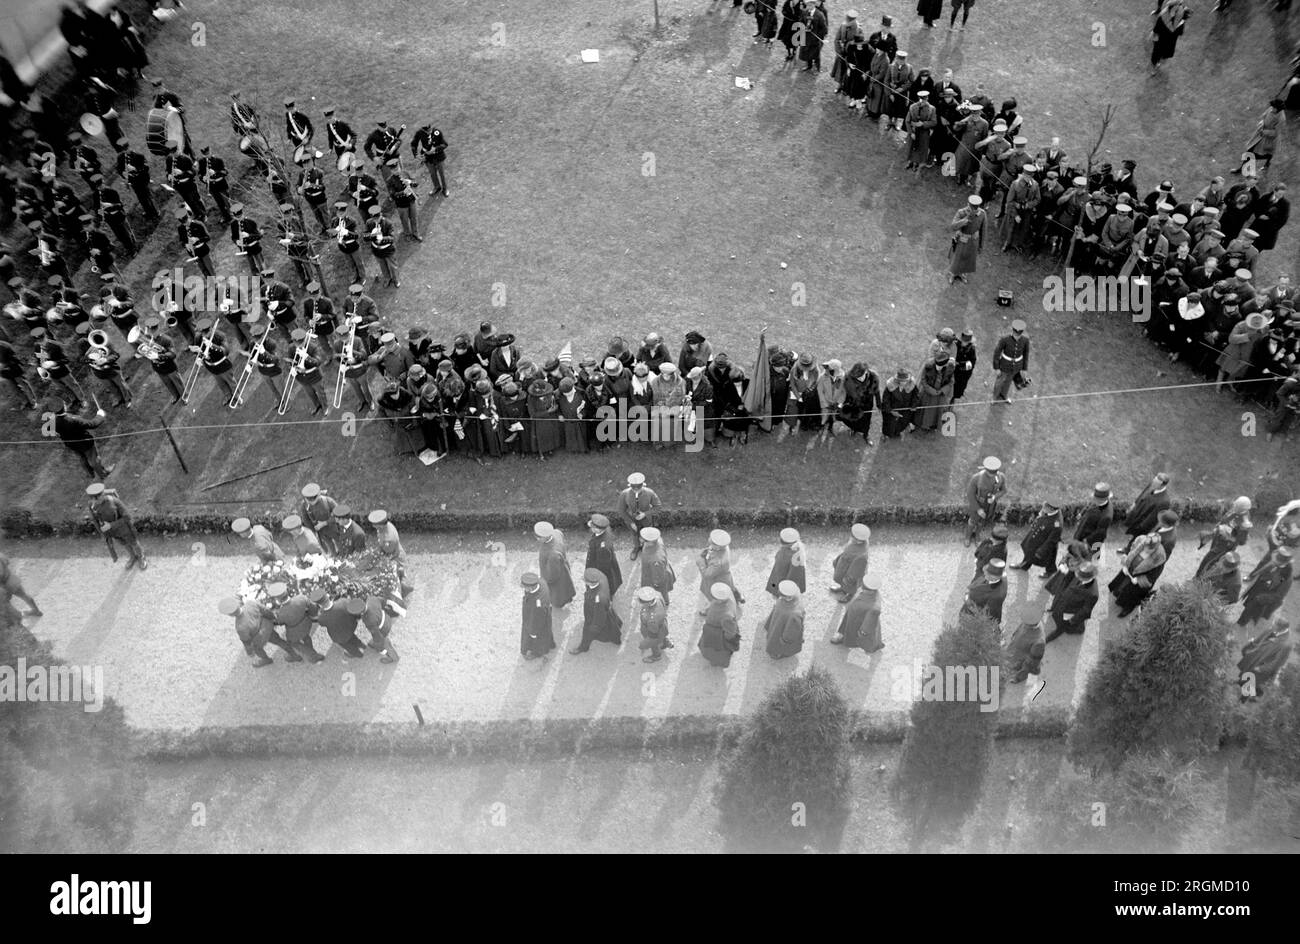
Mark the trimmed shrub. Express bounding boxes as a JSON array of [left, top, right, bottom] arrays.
[[1022, 753, 1210, 853], [1068, 581, 1231, 775], [0, 607, 142, 853], [714, 665, 852, 852], [891, 610, 1001, 850]]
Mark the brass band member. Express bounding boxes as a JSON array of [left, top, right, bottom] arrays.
[[286, 327, 329, 415], [297, 159, 330, 234], [229, 91, 260, 137], [193, 325, 238, 400], [323, 106, 355, 168], [197, 144, 232, 223], [347, 161, 380, 221], [332, 201, 367, 283], [260, 269, 297, 343], [254, 335, 285, 403], [302, 281, 336, 365], [276, 202, 314, 289], [364, 120, 403, 183], [83, 218, 120, 278], [85, 330, 132, 407], [385, 158, 422, 241], [34, 329, 85, 409], [119, 146, 158, 220], [335, 319, 375, 411], [411, 124, 450, 197], [218, 297, 253, 351], [283, 97, 314, 149], [0, 339, 38, 409], [91, 174, 137, 252], [229, 203, 264, 275], [365, 205, 400, 288], [135, 318, 185, 402], [86, 482, 147, 569], [175, 205, 214, 277], [167, 149, 207, 219]]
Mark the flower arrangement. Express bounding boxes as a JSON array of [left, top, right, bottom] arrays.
[[238, 549, 401, 607]]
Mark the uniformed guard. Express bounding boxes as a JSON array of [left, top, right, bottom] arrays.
[[617, 472, 662, 559], [231, 516, 285, 563], [86, 482, 147, 569], [991, 320, 1030, 402], [219, 595, 297, 667], [365, 205, 400, 287], [299, 482, 339, 554]]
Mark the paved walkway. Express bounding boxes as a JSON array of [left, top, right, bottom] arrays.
[[7, 525, 1279, 733]]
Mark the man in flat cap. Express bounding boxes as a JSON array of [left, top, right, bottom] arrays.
[[618, 472, 662, 560], [585, 513, 623, 597]]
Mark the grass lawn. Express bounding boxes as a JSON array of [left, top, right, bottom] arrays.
[[19, 740, 1280, 853], [3, 0, 1300, 526]]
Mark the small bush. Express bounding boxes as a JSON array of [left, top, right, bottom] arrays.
[[714, 665, 852, 852]]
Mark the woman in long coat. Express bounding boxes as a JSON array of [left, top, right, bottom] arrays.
[[555, 376, 588, 452], [833, 575, 883, 652], [520, 573, 555, 660], [880, 368, 919, 437], [1108, 533, 1168, 618], [844, 39, 872, 107], [841, 362, 881, 439], [1149, 0, 1189, 72], [915, 351, 955, 430], [948, 196, 985, 283], [1238, 548, 1294, 629], [789, 355, 821, 431], [572, 568, 622, 653], [864, 45, 892, 119], [466, 378, 504, 458], [699, 583, 742, 667], [527, 378, 562, 455], [763, 582, 806, 659], [777, 0, 806, 62]]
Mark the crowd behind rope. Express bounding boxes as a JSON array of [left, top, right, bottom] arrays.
[[4, 3, 1300, 460]]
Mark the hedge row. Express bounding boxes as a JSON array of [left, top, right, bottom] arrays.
[[129, 706, 1081, 761], [0, 499, 1233, 540]]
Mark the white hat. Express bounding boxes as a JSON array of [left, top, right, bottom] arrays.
[[636, 586, 660, 603], [896, 50, 908, 58], [627, 472, 646, 486], [1231, 496, 1252, 514], [982, 456, 1002, 472], [1013, 136, 1028, 146], [779, 527, 800, 544], [710, 582, 734, 601], [968, 194, 983, 206], [916, 90, 930, 98], [1235, 268, 1253, 281], [778, 580, 800, 597], [640, 526, 661, 542], [533, 521, 555, 538], [850, 523, 871, 542], [231, 517, 252, 534], [862, 573, 882, 591], [846, 8, 859, 17], [709, 529, 731, 547]]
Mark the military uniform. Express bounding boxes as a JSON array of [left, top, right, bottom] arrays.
[[315, 599, 368, 658], [224, 597, 296, 666], [197, 150, 232, 222], [617, 478, 662, 557], [991, 326, 1030, 401], [272, 592, 324, 661], [229, 207, 264, 275], [177, 212, 214, 277], [333, 204, 367, 283], [299, 486, 339, 554], [87, 485, 146, 568], [365, 209, 399, 287], [361, 596, 399, 662], [298, 166, 330, 234]]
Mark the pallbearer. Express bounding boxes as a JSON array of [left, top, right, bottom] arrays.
[[231, 516, 285, 563], [219, 596, 297, 667], [280, 513, 322, 556], [368, 509, 411, 594], [299, 482, 338, 553], [268, 581, 325, 663], [315, 594, 368, 659], [330, 504, 367, 554], [698, 583, 741, 668], [829, 524, 870, 603], [361, 595, 400, 662]]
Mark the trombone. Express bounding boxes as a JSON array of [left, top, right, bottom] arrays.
[[333, 316, 360, 409], [181, 317, 220, 403], [278, 328, 315, 415], [230, 321, 271, 409]]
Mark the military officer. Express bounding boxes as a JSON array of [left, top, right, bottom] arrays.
[[617, 472, 662, 559], [298, 482, 339, 553], [86, 482, 147, 569], [280, 513, 322, 556], [964, 455, 1006, 546], [992, 319, 1030, 401], [314, 593, 368, 659], [361, 594, 399, 662]]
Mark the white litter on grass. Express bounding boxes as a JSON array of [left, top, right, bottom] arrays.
[[779, 262, 787, 269], [735, 77, 753, 90], [581, 48, 600, 63]]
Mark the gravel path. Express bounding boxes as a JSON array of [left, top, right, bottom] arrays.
[[7, 524, 1279, 733]]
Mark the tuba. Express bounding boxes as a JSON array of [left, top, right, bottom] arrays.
[[86, 329, 113, 369]]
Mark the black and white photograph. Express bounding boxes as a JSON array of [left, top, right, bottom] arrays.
[[0, 0, 1295, 899]]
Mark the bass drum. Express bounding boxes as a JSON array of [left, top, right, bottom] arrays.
[[336, 150, 356, 173], [144, 107, 185, 156]]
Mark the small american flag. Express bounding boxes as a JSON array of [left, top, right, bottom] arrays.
[[557, 341, 573, 366]]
